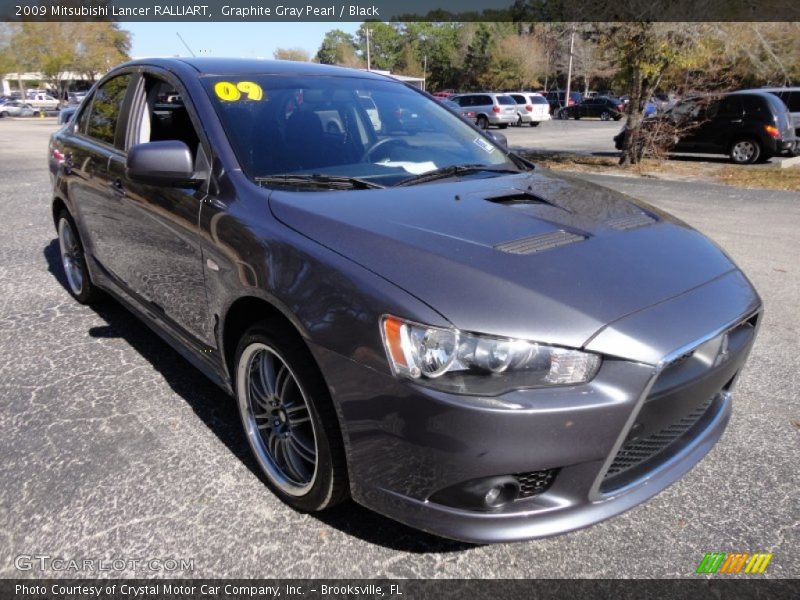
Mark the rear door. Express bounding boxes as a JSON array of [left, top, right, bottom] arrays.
[[66, 72, 135, 274]]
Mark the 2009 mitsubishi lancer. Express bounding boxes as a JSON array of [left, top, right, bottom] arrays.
[[49, 58, 762, 543]]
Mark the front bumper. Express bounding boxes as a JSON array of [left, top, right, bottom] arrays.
[[311, 271, 761, 543]]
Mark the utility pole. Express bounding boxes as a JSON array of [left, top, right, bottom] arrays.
[[563, 28, 575, 116], [365, 28, 371, 71]]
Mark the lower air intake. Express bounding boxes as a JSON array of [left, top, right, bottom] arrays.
[[515, 468, 559, 498]]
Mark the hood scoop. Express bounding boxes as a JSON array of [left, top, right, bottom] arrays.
[[484, 191, 552, 206], [607, 212, 657, 231], [494, 230, 586, 255]]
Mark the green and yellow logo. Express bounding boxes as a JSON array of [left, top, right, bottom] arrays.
[[696, 552, 773, 574]]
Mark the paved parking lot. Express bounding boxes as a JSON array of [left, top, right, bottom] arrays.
[[503, 117, 622, 154], [0, 118, 797, 578]]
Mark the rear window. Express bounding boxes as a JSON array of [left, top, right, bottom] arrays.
[[781, 91, 800, 112], [496, 95, 515, 105], [530, 96, 548, 104], [510, 95, 526, 104]]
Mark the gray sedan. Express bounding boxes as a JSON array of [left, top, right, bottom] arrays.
[[0, 101, 35, 118], [48, 58, 762, 543]]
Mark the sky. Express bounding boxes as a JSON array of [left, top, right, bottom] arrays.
[[123, 22, 362, 60]]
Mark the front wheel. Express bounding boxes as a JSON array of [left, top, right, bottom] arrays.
[[600, 111, 611, 121], [729, 138, 761, 164], [57, 211, 100, 304], [234, 323, 348, 512], [498, 123, 508, 129]]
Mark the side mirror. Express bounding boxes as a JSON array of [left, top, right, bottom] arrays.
[[487, 131, 508, 148], [126, 141, 201, 187]]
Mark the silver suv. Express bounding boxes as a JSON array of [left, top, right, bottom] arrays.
[[450, 93, 518, 129]]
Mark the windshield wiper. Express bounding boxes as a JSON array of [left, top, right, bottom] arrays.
[[393, 164, 522, 187], [256, 174, 385, 190]]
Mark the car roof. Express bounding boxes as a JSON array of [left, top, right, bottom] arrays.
[[116, 57, 394, 82]]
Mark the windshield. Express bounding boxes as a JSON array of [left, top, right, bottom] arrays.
[[202, 74, 518, 187]]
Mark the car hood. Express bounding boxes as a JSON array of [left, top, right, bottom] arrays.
[[268, 170, 735, 352]]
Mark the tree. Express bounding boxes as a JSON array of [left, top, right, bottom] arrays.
[[356, 22, 403, 71], [273, 48, 310, 62], [75, 23, 131, 82], [595, 23, 703, 165], [315, 29, 362, 67]]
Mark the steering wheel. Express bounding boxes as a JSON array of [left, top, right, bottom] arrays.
[[362, 137, 410, 162]]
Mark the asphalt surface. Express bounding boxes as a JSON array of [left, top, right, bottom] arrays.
[[0, 118, 797, 579]]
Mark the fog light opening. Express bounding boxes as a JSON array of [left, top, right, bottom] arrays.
[[484, 482, 518, 508]]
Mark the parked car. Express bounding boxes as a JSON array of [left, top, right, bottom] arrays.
[[0, 100, 35, 118], [50, 58, 762, 543], [614, 91, 796, 164], [432, 90, 455, 99], [560, 96, 625, 121], [441, 98, 476, 120], [26, 92, 59, 110], [544, 90, 583, 113], [652, 92, 678, 113], [507, 92, 551, 127], [740, 87, 800, 156], [449, 92, 518, 129], [58, 106, 78, 125], [67, 91, 88, 106]]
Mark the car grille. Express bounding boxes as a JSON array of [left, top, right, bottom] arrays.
[[515, 468, 559, 498], [603, 394, 715, 480], [600, 315, 757, 494]]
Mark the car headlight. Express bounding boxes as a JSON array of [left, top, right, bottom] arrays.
[[380, 315, 601, 395]]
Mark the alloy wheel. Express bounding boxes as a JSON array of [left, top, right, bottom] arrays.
[[237, 343, 319, 496], [58, 218, 84, 296]]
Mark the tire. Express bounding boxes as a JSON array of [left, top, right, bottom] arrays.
[[477, 115, 489, 130], [515, 115, 522, 127], [498, 123, 508, 129], [613, 115, 623, 121], [558, 109, 568, 120], [729, 138, 761, 164], [57, 210, 100, 304], [600, 111, 611, 121], [0, 111, 8, 118], [574, 115, 581, 120], [234, 321, 349, 512], [529, 121, 540, 127]]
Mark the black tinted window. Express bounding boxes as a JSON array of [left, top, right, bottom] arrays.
[[740, 95, 768, 116], [496, 96, 515, 105], [718, 96, 744, 117], [780, 91, 800, 112], [86, 74, 131, 145], [531, 96, 548, 104], [510, 95, 526, 104]]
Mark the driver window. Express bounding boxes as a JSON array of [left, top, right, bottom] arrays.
[[132, 75, 208, 176]]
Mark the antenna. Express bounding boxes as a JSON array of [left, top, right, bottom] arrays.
[[176, 32, 196, 57]]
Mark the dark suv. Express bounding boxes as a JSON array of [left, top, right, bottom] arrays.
[[615, 91, 796, 164]]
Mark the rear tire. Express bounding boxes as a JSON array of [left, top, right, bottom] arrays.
[[498, 124, 508, 129], [0, 111, 8, 118], [477, 115, 489, 130], [57, 210, 100, 304], [600, 111, 611, 121], [529, 121, 540, 127], [234, 321, 349, 512], [729, 138, 761, 164]]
